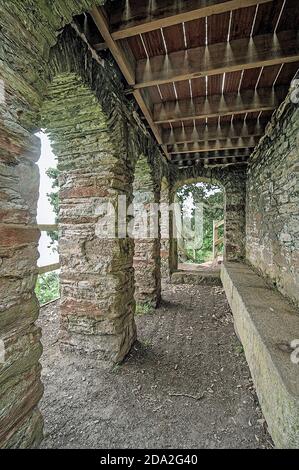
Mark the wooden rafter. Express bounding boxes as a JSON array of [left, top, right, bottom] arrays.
[[175, 157, 249, 166], [91, 2, 298, 168], [168, 137, 261, 154], [203, 160, 249, 167], [162, 120, 267, 145], [90, 6, 168, 157], [176, 156, 249, 166], [154, 86, 287, 124], [172, 148, 252, 160], [135, 31, 299, 89], [110, 0, 272, 40], [91, 7, 135, 85]]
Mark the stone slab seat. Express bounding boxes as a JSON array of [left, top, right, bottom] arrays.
[[221, 262, 299, 449], [171, 269, 222, 286]]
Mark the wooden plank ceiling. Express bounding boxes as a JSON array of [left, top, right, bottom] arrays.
[[89, 0, 299, 168]]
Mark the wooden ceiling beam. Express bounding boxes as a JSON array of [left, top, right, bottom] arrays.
[[203, 161, 249, 167], [154, 86, 287, 124], [179, 156, 249, 162], [174, 154, 250, 166], [172, 148, 252, 160], [91, 7, 136, 85], [110, 0, 272, 40], [175, 156, 249, 168], [168, 137, 260, 154], [90, 6, 168, 158], [135, 30, 299, 89], [162, 119, 267, 145]]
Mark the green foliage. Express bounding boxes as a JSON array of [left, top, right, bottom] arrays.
[[177, 182, 224, 264], [177, 182, 219, 205], [136, 302, 154, 316], [35, 272, 60, 305]]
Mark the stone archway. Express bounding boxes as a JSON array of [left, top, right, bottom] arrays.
[[169, 166, 247, 271], [0, 5, 167, 445], [42, 71, 136, 363], [173, 179, 224, 266], [0, 12, 133, 448]]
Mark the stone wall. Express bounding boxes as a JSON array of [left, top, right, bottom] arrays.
[[160, 178, 171, 280], [0, 1, 167, 448], [42, 72, 137, 363], [171, 165, 247, 266], [133, 155, 161, 307], [246, 94, 299, 306]]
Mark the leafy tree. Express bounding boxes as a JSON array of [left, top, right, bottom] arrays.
[[35, 139, 60, 306], [177, 183, 224, 263], [35, 272, 59, 305], [46, 167, 59, 250]]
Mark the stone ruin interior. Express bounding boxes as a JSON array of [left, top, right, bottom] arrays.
[[0, 0, 298, 449]]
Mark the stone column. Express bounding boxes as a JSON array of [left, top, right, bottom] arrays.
[[169, 223, 179, 274], [224, 175, 246, 262], [0, 130, 44, 448], [43, 75, 136, 363], [160, 178, 171, 281], [133, 156, 161, 307]]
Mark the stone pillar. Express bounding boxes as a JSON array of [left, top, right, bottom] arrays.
[[224, 175, 246, 262], [43, 75, 136, 363], [133, 156, 161, 307], [160, 178, 171, 281], [0, 131, 44, 448], [169, 222, 179, 274]]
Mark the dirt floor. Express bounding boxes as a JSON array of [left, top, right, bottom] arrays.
[[38, 283, 273, 449]]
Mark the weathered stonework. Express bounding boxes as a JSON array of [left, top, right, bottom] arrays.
[[222, 262, 299, 448], [170, 165, 247, 269], [1, 0, 296, 452], [246, 94, 299, 306], [160, 178, 171, 281], [172, 270, 222, 286], [0, 0, 109, 449], [42, 73, 137, 363], [133, 155, 161, 307], [0, 2, 167, 448]]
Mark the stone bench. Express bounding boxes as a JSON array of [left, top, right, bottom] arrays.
[[221, 262, 299, 448]]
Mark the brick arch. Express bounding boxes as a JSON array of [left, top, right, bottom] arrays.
[[133, 154, 161, 307], [170, 166, 247, 266]]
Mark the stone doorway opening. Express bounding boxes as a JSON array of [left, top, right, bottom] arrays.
[[34, 131, 60, 308], [170, 180, 225, 286], [176, 181, 224, 269]]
